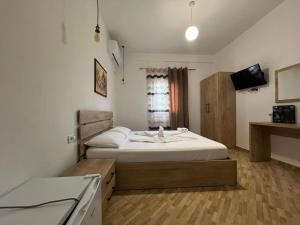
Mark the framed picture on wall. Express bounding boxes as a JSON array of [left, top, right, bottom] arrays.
[[94, 58, 107, 97]]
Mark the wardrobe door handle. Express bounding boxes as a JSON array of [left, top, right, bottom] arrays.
[[208, 104, 210, 113]]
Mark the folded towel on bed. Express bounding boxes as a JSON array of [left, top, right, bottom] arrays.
[[177, 127, 189, 133], [133, 129, 189, 138], [133, 131, 158, 137], [129, 135, 197, 143]]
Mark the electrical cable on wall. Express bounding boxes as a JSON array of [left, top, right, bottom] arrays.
[[122, 45, 125, 84], [94, 0, 101, 42]]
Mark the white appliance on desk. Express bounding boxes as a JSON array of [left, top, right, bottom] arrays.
[[0, 175, 102, 225]]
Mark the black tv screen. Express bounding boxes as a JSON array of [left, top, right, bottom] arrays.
[[230, 64, 267, 90]]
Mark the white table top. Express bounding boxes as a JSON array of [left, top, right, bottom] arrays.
[[0, 177, 91, 225]]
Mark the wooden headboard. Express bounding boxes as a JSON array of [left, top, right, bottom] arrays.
[[77, 110, 113, 160]]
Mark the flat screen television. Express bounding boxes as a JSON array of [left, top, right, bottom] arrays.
[[230, 64, 267, 90]]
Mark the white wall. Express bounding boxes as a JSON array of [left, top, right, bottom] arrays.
[[116, 53, 214, 134], [0, 0, 117, 195], [215, 0, 300, 166]]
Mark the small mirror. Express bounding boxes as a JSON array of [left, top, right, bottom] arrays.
[[275, 63, 300, 103]]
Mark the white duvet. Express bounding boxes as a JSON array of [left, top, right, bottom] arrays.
[[86, 131, 229, 162]]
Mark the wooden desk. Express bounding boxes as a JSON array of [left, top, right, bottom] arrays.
[[249, 122, 300, 162]]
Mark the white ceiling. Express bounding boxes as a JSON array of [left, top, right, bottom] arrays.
[[102, 0, 284, 54]]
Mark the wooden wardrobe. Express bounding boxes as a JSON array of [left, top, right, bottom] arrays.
[[200, 72, 236, 148]]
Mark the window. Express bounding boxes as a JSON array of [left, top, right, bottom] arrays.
[[146, 74, 170, 130]]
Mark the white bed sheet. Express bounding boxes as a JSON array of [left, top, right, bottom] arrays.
[[86, 131, 229, 162]]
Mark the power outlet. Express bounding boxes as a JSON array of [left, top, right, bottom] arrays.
[[67, 135, 77, 144]]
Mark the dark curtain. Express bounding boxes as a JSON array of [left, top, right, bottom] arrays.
[[168, 67, 189, 129]]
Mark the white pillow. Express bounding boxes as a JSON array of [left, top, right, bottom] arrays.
[[110, 126, 131, 136], [85, 130, 127, 148]]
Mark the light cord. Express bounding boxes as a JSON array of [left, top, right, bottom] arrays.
[[96, 0, 99, 26], [190, 5, 192, 25], [122, 45, 125, 84], [189, 1, 195, 26]]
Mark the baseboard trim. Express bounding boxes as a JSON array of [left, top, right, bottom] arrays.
[[234, 146, 300, 170], [234, 146, 249, 153], [271, 153, 300, 170]]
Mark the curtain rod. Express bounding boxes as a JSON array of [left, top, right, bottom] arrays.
[[139, 67, 196, 71], [135, 59, 213, 64]]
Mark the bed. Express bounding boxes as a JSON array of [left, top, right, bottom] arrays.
[[87, 131, 229, 162], [77, 110, 237, 190]]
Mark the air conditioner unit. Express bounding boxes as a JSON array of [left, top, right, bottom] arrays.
[[108, 40, 122, 67]]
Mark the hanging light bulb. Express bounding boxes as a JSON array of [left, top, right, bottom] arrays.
[[185, 1, 199, 41], [94, 0, 101, 43], [185, 26, 199, 41], [95, 24, 100, 42]]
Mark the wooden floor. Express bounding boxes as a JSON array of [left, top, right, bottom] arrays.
[[103, 150, 300, 225]]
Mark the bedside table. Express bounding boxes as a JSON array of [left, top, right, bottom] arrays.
[[63, 159, 116, 213]]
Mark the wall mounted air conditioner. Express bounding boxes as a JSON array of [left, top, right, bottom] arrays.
[[108, 40, 122, 67]]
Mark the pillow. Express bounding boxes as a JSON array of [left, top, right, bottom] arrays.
[[85, 130, 127, 148], [110, 126, 131, 136]]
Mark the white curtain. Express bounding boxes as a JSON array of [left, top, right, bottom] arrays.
[[146, 70, 170, 130]]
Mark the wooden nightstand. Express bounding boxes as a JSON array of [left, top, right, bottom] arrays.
[[63, 159, 116, 214]]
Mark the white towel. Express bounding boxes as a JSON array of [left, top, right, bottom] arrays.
[[177, 127, 189, 133], [129, 135, 196, 143], [133, 131, 158, 137], [133, 130, 188, 138]]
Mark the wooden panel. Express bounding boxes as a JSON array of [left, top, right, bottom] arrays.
[[206, 74, 218, 140], [200, 72, 236, 148], [200, 73, 218, 140], [78, 110, 113, 125], [101, 165, 116, 201], [217, 72, 236, 148], [63, 159, 116, 177], [102, 175, 115, 200], [102, 173, 115, 213], [200, 79, 208, 137], [250, 122, 300, 162], [79, 119, 113, 140], [250, 122, 300, 129], [250, 124, 271, 162], [77, 111, 114, 160], [116, 159, 237, 190], [102, 184, 114, 212], [270, 127, 300, 139]]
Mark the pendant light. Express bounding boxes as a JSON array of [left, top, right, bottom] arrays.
[[94, 0, 101, 42], [185, 1, 199, 41]]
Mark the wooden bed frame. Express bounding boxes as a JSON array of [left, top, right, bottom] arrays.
[[77, 110, 237, 190]]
